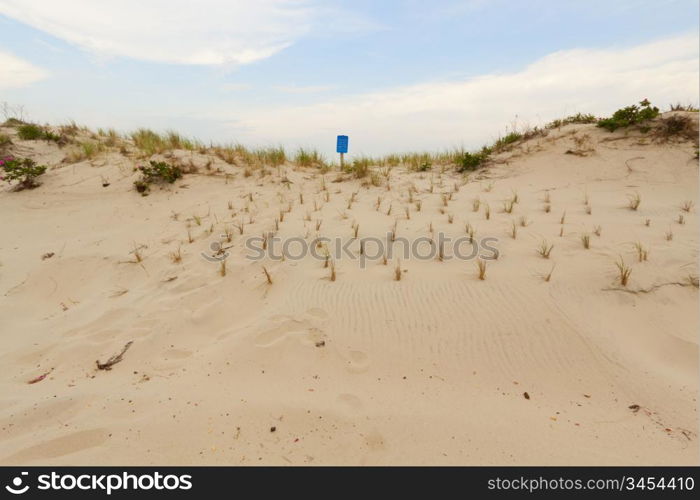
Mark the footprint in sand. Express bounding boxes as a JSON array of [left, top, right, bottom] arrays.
[[254, 309, 329, 348], [344, 350, 370, 373], [337, 393, 364, 412], [255, 319, 310, 347]]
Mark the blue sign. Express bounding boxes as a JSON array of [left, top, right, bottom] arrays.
[[336, 135, 349, 154]]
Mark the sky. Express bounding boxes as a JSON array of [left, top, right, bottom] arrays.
[[0, 0, 698, 158]]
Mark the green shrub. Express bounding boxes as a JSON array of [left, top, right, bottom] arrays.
[[43, 130, 61, 142], [457, 150, 489, 172], [17, 123, 45, 140], [17, 123, 61, 142], [134, 160, 182, 195], [597, 99, 659, 132], [0, 155, 48, 190]]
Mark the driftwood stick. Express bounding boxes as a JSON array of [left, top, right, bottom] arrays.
[[96, 341, 133, 370]]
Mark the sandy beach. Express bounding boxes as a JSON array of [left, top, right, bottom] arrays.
[[0, 111, 698, 465]]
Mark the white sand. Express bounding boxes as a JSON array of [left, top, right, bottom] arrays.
[[0, 113, 698, 465]]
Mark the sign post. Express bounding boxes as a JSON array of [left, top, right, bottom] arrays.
[[336, 135, 348, 170]]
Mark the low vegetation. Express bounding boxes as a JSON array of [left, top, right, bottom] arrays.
[[347, 156, 371, 178], [17, 123, 61, 142], [537, 240, 554, 259], [295, 148, 325, 168], [0, 155, 48, 190], [133, 160, 183, 195], [131, 128, 202, 155], [546, 113, 598, 128], [654, 114, 698, 144], [615, 257, 632, 287], [0, 133, 11, 151], [597, 99, 659, 132]]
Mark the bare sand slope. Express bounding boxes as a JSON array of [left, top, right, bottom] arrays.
[[0, 114, 698, 465]]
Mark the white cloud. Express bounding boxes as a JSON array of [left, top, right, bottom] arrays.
[[0, 0, 314, 66], [221, 83, 253, 92], [223, 34, 699, 155], [273, 84, 335, 94], [0, 50, 48, 89]]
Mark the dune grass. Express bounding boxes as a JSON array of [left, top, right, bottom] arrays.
[[394, 260, 402, 281], [581, 233, 590, 249], [627, 192, 641, 210], [543, 264, 555, 282], [66, 141, 104, 162], [634, 242, 648, 262], [615, 257, 632, 286], [537, 240, 553, 259], [295, 148, 325, 168], [169, 246, 183, 264], [476, 259, 487, 280]]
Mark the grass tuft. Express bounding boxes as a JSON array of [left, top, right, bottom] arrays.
[[543, 264, 555, 282], [627, 192, 641, 211], [581, 233, 590, 249], [476, 259, 487, 280], [634, 242, 648, 262], [169, 246, 182, 264], [537, 240, 554, 259], [615, 257, 632, 286]]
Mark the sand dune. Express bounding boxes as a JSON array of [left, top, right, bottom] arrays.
[[0, 113, 698, 465]]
